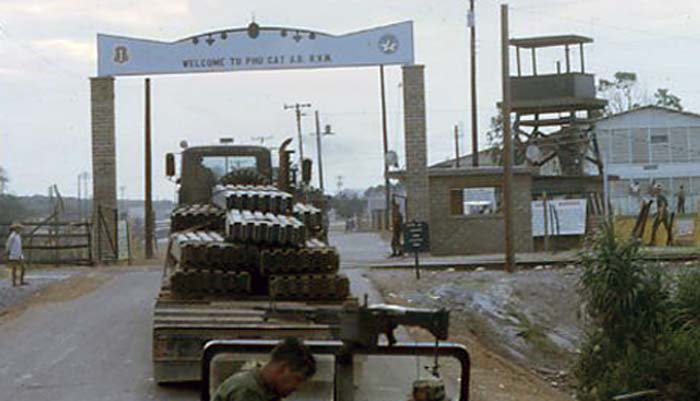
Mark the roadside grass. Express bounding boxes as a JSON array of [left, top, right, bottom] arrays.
[[508, 306, 568, 360]]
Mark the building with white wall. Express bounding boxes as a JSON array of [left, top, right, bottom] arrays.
[[595, 106, 700, 215]]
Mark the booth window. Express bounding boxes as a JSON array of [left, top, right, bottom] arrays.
[[450, 187, 503, 216]]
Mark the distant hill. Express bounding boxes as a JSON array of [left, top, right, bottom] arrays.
[[0, 194, 174, 223]]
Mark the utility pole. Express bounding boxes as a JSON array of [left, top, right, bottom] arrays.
[[454, 125, 461, 167], [336, 175, 344, 193], [501, 4, 515, 273], [313, 111, 334, 192], [469, 0, 479, 166], [380, 65, 391, 231], [144, 78, 154, 259], [119, 185, 126, 217], [284, 103, 311, 166], [77, 174, 82, 220]]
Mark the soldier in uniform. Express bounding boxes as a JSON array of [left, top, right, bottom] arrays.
[[212, 337, 316, 401], [677, 184, 686, 214], [650, 184, 672, 245], [391, 199, 404, 257]]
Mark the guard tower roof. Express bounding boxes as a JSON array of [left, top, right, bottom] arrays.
[[510, 35, 593, 49]]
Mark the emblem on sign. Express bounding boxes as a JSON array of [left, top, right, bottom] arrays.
[[113, 46, 129, 64], [378, 34, 399, 54]]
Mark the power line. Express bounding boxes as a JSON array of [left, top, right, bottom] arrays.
[[0, 21, 84, 80]]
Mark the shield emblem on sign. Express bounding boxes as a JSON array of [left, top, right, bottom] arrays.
[[114, 46, 129, 64]]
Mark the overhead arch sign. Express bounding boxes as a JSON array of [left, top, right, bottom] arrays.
[[97, 21, 414, 77]]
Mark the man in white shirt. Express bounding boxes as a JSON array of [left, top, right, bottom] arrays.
[[5, 223, 26, 287]]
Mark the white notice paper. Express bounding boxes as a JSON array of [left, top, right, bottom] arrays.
[[532, 199, 587, 236]]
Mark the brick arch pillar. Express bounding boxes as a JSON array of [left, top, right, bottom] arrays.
[[402, 65, 429, 223], [90, 76, 118, 263]]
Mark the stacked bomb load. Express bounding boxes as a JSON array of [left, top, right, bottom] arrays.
[[165, 142, 347, 301]]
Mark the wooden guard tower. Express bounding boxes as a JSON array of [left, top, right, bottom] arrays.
[[507, 35, 607, 176]]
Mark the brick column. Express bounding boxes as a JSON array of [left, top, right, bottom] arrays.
[[90, 77, 117, 262], [402, 65, 430, 222]]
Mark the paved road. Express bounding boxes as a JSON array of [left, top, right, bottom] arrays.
[[0, 230, 404, 401], [0, 267, 195, 401]]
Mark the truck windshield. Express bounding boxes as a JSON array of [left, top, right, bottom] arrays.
[[201, 155, 257, 179]]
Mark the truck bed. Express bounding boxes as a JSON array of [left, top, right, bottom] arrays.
[[153, 288, 346, 383]]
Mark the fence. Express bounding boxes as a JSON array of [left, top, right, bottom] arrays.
[[0, 221, 93, 265], [96, 206, 132, 264]]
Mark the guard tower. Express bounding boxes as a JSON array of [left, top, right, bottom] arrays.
[[507, 35, 607, 176]]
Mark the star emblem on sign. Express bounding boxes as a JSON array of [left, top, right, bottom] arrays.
[[378, 34, 399, 54]]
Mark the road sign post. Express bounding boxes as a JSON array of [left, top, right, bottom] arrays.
[[403, 221, 430, 279]]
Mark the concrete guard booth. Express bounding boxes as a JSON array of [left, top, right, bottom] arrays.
[[90, 21, 428, 261], [426, 167, 534, 256]]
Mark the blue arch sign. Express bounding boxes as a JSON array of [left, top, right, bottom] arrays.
[[97, 21, 414, 77]]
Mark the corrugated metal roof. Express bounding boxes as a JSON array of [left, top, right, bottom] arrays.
[[510, 35, 593, 48], [595, 105, 700, 123]]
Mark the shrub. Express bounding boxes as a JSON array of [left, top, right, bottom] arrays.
[[575, 223, 700, 401]]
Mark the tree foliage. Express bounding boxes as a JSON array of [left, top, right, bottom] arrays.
[[0, 195, 30, 223], [575, 224, 700, 401], [598, 72, 683, 116], [654, 88, 683, 111], [598, 72, 642, 115], [330, 192, 365, 219], [485, 111, 527, 166]]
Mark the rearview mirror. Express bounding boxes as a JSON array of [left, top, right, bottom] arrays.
[[165, 153, 176, 177], [302, 158, 313, 185]]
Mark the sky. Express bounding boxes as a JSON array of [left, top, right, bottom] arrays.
[[1, 0, 700, 200]]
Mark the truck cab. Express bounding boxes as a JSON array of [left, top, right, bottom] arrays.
[[167, 145, 273, 205]]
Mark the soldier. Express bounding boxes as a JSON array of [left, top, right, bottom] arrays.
[[4, 223, 26, 287], [212, 337, 316, 401], [650, 184, 672, 245], [391, 200, 404, 257], [677, 184, 686, 214]]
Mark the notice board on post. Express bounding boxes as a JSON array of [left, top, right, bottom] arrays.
[[531, 198, 587, 237], [403, 221, 430, 253]]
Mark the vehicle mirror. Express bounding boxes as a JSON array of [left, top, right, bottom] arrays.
[[165, 153, 176, 177], [302, 158, 313, 184]]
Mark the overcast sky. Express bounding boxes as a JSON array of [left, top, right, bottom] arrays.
[[1, 0, 699, 200]]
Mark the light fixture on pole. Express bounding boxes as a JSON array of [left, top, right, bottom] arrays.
[[310, 111, 334, 192], [284, 103, 312, 166]]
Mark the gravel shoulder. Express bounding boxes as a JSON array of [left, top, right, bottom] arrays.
[[368, 268, 579, 401], [0, 266, 87, 319]]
